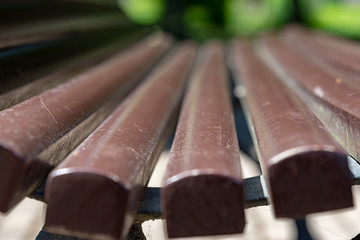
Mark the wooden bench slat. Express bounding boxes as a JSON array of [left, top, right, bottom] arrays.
[[0, 13, 133, 49], [0, 33, 172, 212], [0, 1, 128, 49], [280, 31, 360, 87], [44, 42, 197, 240], [260, 34, 360, 166], [231, 40, 353, 218], [296, 26, 360, 58], [162, 42, 245, 238], [0, 29, 151, 110], [282, 27, 360, 80], [0, 31, 124, 95]]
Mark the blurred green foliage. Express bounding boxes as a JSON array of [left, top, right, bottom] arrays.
[[118, 0, 360, 40], [224, 0, 292, 36], [300, 0, 360, 39], [119, 0, 291, 40], [118, 0, 165, 25], [182, 1, 228, 41]]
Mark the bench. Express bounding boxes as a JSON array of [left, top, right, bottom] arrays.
[[1, 3, 360, 239]]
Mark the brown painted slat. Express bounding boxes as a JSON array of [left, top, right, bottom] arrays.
[[260, 34, 360, 164], [44, 42, 197, 240], [0, 30, 150, 110], [0, 13, 132, 49], [300, 27, 360, 58], [0, 33, 173, 212], [0, 1, 127, 49], [162, 41, 245, 238], [282, 27, 360, 78], [231, 40, 353, 218]]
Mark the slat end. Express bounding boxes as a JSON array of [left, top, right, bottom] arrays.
[[163, 174, 245, 238], [0, 145, 25, 212], [45, 171, 132, 240], [268, 151, 353, 218]]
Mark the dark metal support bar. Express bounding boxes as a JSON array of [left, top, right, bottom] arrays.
[[34, 156, 360, 239]]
